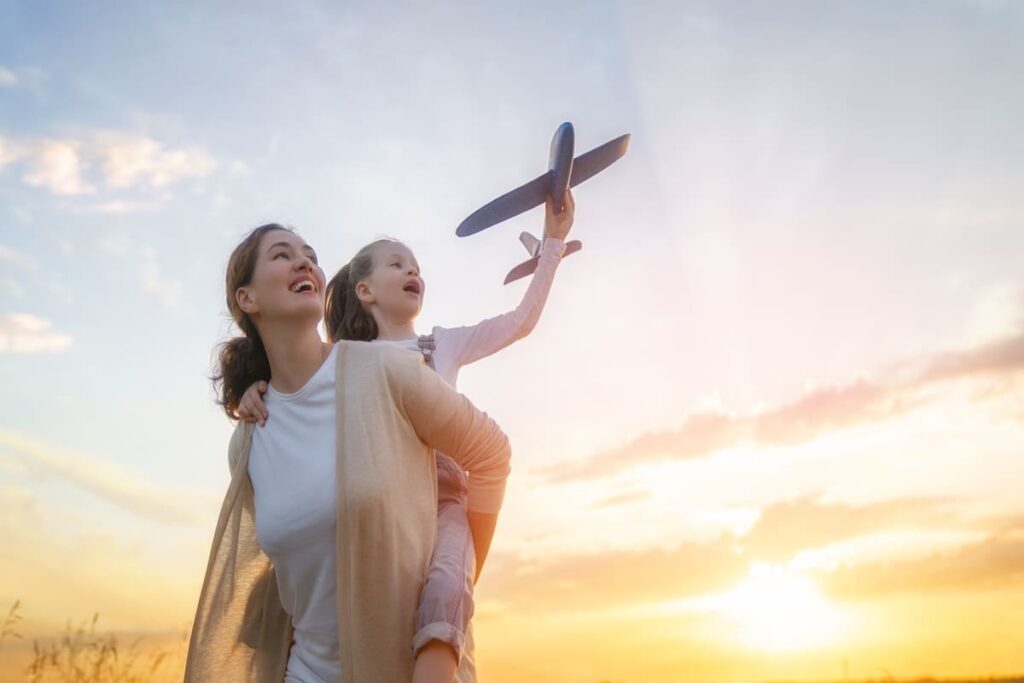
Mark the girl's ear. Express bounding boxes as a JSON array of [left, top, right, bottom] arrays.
[[236, 286, 258, 315], [355, 280, 375, 306]]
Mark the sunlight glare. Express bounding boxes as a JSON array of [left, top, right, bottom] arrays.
[[720, 562, 844, 652]]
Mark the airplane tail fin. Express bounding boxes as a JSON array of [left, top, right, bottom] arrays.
[[519, 231, 541, 256], [504, 239, 583, 285]]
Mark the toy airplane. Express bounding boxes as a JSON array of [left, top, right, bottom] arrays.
[[503, 231, 583, 284], [455, 121, 630, 284]]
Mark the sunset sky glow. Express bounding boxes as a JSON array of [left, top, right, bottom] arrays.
[[1, 2, 1023, 681]]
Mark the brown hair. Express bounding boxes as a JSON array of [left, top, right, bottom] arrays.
[[323, 238, 406, 343], [213, 223, 292, 418]]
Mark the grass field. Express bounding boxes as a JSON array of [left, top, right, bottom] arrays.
[[2, 600, 1021, 683]]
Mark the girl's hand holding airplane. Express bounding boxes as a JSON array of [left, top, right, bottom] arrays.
[[544, 188, 575, 241]]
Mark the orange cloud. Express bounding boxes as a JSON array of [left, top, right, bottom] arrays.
[[539, 323, 1024, 483], [586, 490, 652, 509], [738, 496, 957, 562], [477, 497, 1018, 611], [0, 427, 214, 524], [478, 537, 747, 611], [819, 530, 1024, 598]]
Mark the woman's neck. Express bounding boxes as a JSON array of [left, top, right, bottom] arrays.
[[259, 321, 331, 393]]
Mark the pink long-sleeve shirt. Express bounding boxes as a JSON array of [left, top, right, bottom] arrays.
[[375, 235, 567, 512]]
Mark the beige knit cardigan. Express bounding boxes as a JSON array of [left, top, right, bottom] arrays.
[[183, 340, 511, 682]]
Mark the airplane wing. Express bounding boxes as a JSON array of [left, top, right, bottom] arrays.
[[456, 131, 630, 238], [563, 239, 583, 257], [519, 231, 541, 256], [503, 255, 541, 285], [569, 134, 631, 187], [503, 239, 583, 285], [456, 171, 551, 237]]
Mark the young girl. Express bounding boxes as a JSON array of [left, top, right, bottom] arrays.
[[237, 190, 576, 682]]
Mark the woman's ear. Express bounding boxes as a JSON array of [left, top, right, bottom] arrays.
[[236, 286, 258, 315]]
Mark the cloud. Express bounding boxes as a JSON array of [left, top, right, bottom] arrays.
[[476, 497, 1019, 611], [915, 327, 1024, 384], [93, 133, 216, 189], [0, 314, 72, 353], [539, 321, 1024, 483], [737, 496, 956, 562], [21, 140, 94, 196], [0, 67, 16, 86], [958, 283, 1024, 346], [478, 537, 749, 612], [538, 379, 908, 483], [973, 511, 1024, 534], [0, 427, 210, 525], [819, 529, 1024, 598], [587, 490, 652, 509], [2, 131, 217, 205]]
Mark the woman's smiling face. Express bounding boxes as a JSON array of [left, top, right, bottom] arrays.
[[238, 228, 327, 324]]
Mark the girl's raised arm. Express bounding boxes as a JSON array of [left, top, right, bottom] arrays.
[[442, 191, 575, 367]]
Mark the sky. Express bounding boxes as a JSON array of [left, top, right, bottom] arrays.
[[1, 1, 1023, 681]]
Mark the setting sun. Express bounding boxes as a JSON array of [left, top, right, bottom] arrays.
[[720, 563, 845, 652]]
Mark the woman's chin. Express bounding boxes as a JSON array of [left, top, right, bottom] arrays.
[[275, 298, 325, 323]]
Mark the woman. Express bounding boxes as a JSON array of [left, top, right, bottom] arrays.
[[184, 223, 511, 682], [236, 191, 575, 682]]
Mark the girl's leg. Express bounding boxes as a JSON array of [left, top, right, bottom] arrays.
[[412, 453, 476, 683]]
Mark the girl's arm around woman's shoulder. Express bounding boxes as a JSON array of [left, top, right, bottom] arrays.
[[383, 345, 511, 514]]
